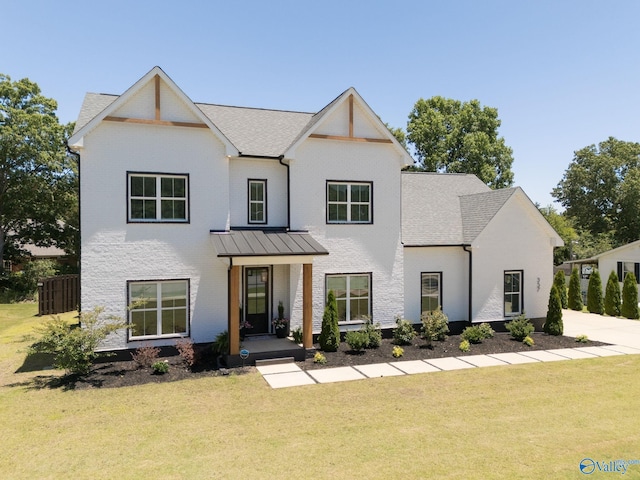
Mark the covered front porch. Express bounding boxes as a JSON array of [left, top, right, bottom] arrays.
[[210, 229, 328, 360]]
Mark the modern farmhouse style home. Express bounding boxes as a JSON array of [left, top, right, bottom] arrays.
[[68, 67, 562, 358]]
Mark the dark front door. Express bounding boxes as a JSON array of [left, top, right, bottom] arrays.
[[245, 267, 270, 334]]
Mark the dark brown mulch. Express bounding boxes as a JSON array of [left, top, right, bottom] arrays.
[[298, 333, 608, 370], [37, 333, 606, 390]]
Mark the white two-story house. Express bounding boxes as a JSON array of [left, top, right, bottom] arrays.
[[68, 67, 562, 358]]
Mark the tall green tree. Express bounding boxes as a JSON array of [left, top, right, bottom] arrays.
[[553, 270, 568, 309], [539, 205, 578, 264], [406, 96, 514, 189], [544, 284, 564, 336], [319, 290, 340, 352], [604, 270, 621, 317], [552, 137, 640, 245], [568, 267, 583, 311], [0, 74, 77, 271], [620, 272, 639, 320], [586, 269, 604, 314]]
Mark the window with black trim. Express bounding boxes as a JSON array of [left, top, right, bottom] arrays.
[[326, 273, 371, 322], [327, 181, 372, 223], [248, 179, 266, 224], [128, 280, 189, 339], [504, 270, 523, 316], [421, 272, 442, 314], [128, 173, 188, 222]]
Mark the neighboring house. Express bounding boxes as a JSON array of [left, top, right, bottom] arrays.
[[67, 67, 562, 357], [7, 243, 69, 273], [565, 240, 640, 298]]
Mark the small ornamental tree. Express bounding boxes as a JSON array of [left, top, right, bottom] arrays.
[[586, 269, 604, 314], [568, 267, 583, 311], [29, 307, 128, 376], [544, 284, 564, 335], [553, 270, 568, 309], [319, 290, 340, 352], [604, 270, 621, 317], [620, 272, 640, 320]]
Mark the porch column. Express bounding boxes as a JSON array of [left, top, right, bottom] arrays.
[[229, 265, 240, 355], [303, 263, 313, 348]]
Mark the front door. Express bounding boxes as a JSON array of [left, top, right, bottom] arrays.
[[245, 267, 270, 334]]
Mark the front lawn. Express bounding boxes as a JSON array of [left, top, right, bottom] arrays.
[[2, 304, 640, 479]]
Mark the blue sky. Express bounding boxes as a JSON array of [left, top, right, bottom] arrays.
[[5, 0, 640, 207]]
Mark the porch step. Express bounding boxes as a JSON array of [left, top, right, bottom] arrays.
[[255, 357, 295, 367]]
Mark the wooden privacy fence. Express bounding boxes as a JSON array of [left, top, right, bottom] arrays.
[[38, 275, 79, 316]]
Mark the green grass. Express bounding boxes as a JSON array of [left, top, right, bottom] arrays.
[[2, 304, 640, 479]]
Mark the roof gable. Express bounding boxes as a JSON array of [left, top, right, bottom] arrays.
[[68, 67, 237, 155], [285, 88, 412, 165]]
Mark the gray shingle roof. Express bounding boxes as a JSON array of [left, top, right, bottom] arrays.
[[197, 104, 314, 157], [73, 93, 118, 133], [402, 172, 519, 246], [210, 230, 329, 257], [459, 188, 518, 243]]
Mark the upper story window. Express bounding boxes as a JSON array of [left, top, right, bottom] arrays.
[[326, 181, 372, 224], [248, 179, 267, 224], [128, 173, 189, 222]]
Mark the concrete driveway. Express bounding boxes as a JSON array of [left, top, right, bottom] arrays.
[[562, 309, 640, 349]]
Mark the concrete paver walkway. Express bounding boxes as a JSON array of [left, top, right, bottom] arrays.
[[257, 310, 640, 389]]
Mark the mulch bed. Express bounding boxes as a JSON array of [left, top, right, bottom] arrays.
[[39, 333, 606, 390], [298, 333, 607, 370]]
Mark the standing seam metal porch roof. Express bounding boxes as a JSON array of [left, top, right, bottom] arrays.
[[210, 230, 329, 257]]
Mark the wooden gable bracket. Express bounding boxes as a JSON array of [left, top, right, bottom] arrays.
[[309, 94, 392, 144], [104, 75, 208, 129]]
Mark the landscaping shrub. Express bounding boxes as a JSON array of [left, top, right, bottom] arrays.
[[360, 318, 382, 348], [544, 284, 564, 335], [291, 326, 303, 344], [175, 338, 196, 368], [152, 360, 169, 374], [392, 346, 404, 358], [523, 335, 534, 346], [586, 269, 604, 314], [319, 290, 340, 352], [461, 323, 494, 344], [505, 314, 534, 341], [553, 270, 568, 309], [313, 352, 327, 364], [421, 308, 449, 345], [28, 307, 128, 376], [621, 272, 640, 319], [568, 267, 583, 311], [604, 270, 621, 317], [3, 259, 57, 301], [212, 330, 229, 355], [575, 334, 589, 343], [393, 317, 416, 345], [131, 345, 160, 369], [345, 330, 368, 352], [458, 339, 470, 352]]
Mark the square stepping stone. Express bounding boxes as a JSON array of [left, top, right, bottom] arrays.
[[488, 352, 540, 365], [390, 360, 441, 374], [458, 354, 509, 367], [517, 350, 568, 362], [601, 345, 640, 355], [256, 363, 301, 375], [573, 346, 625, 357], [546, 348, 598, 359], [307, 366, 366, 384], [354, 363, 405, 378], [263, 371, 316, 389], [425, 357, 476, 371]]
